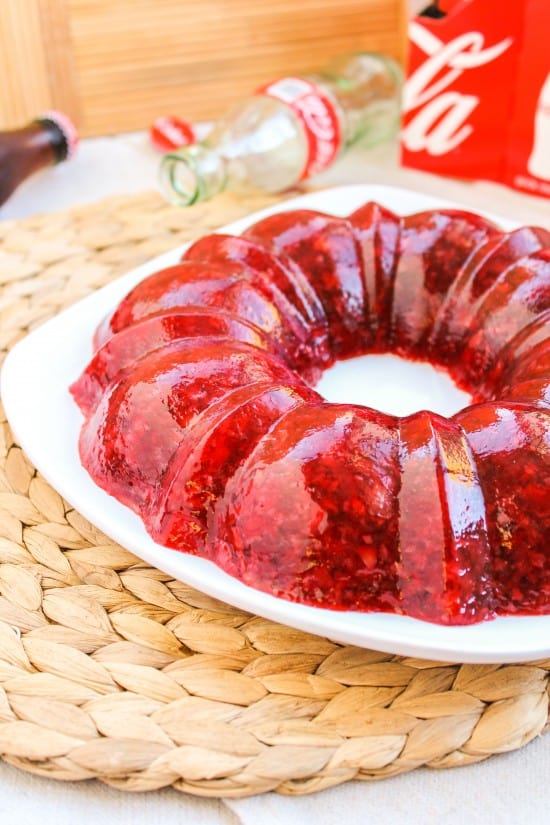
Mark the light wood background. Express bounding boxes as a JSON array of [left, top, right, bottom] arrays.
[[0, 0, 407, 136]]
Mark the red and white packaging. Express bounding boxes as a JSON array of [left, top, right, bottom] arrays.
[[400, 0, 550, 199]]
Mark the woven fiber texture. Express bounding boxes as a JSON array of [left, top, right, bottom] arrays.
[[0, 190, 548, 797]]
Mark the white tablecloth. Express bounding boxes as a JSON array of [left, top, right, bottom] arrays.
[[2, 130, 549, 230], [0, 728, 548, 824], [1, 130, 549, 823]]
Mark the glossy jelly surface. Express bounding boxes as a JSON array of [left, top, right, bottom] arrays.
[[71, 201, 550, 625]]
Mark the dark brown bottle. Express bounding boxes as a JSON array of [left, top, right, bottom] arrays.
[[0, 112, 78, 207]]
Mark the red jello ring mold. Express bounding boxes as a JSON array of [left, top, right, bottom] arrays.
[[2, 185, 549, 663]]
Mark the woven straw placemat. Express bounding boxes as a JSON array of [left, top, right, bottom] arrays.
[[0, 190, 548, 797]]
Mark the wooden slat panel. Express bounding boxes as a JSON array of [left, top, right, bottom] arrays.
[[0, 0, 406, 136], [37, 0, 82, 123], [67, 0, 406, 136], [0, 0, 51, 128]]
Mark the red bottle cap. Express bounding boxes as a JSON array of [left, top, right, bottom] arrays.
[[150, 116, 196, 152], [39, 110, 79, 161]]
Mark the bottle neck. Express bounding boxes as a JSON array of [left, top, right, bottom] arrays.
[[318, 53, 403, 149], [35, 116, 72, 164], [0, 117, 73, 207], [4, 123, 57, 173], [159, 144, 228, 206]]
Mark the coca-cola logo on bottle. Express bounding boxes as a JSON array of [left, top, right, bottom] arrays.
[[402, 22, 513, 156], [260, 78, 341, 179], [297, 92, 340, 174]]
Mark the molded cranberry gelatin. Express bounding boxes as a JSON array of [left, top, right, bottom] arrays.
[[70, 201, 550, 626]]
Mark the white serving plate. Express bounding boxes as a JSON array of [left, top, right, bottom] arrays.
[[3, 183, 549, 664]]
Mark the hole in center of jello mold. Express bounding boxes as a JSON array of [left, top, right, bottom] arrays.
[[315, 353, 472, 418]]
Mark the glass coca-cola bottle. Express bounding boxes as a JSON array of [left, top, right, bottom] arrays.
[[0, 112, 78, 208], [159, 52, 402, 206]]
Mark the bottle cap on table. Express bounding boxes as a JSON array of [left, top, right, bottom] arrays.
[[150, 116, 196, 152]]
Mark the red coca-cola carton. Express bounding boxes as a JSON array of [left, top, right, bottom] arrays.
[[400, 0, 550, 199]]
